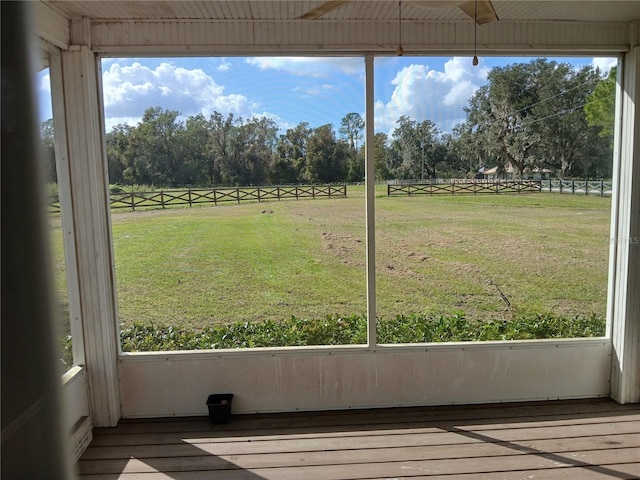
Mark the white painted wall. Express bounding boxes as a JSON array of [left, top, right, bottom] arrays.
[[119, 340, 611, 417]]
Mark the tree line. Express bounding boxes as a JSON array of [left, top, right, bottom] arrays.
[[41, 59, 615, 188]]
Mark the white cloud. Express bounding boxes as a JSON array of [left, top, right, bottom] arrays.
[[293, 82, 340, 97], [246, 57, 363, 76], [102, 61, 257, 130], [375, 57, 488, 135], [38, 72, 51, 93], [592, 57, 618, 75]]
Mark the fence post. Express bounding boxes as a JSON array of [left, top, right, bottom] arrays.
[[295, 186, 299, 199], [257, 187, 262, 202], [585, 179, 589, 196], [572, 179, 575, 194], [161, 190, 165, 209], [131, 192, 135, 212], [213, 188, 217, 206], [188, 188, 192, 207], [236, 188, 240, 204], [601, 180, 604, 197]]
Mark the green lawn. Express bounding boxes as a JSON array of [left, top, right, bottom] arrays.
[[106, 186, 611, 329], [374, 191, 610, 322]]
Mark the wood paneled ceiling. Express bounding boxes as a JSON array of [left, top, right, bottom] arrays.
[[44, 1, 640, 24]]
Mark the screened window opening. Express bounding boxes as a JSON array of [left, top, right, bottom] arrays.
[[374, 56, 615, 343], [103, 57, 367, 351], [102, 54, 617, 351]]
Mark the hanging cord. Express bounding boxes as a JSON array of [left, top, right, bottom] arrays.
[[397, 0, 404, 56], [472, 0, 479, 65]]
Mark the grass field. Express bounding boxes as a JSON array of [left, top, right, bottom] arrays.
[[106, 186, 611, 326], [49, 185, 611, 351]]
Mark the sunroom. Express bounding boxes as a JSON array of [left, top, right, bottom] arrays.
[[3, 1, 640, 478]]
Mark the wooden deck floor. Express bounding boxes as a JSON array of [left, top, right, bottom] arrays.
[[77, 399, 640, 479]]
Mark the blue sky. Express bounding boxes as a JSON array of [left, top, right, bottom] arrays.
[[38, 55, 617, 136]]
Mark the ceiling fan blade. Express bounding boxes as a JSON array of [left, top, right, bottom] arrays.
[[458, 0, 499, 24], [297, 0, 350, 19], [410, 1, 460, 8], [410, 0, 498, 24]]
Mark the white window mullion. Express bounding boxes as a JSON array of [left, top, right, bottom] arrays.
[[365, 54, 377, 348], [61, 46, 121, 426]]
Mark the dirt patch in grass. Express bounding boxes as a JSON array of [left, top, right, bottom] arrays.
[[320, 231, 364, 267]]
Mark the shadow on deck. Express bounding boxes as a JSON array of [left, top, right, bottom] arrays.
[[77, 398, 640, 479]]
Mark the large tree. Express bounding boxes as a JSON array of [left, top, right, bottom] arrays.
[[105, 124, 134, 185], [448, 122, 486, 177], [305, 124, 348, 183], [465, 59, 609, 177], [585, 66, 617, 148], [273, 122, 312, 184], [465, 63, 541, 178], [125, 107, 185, 186], [373, 132, 392, 181], [533, 62, 609, 178], [465, 59, 611, 179], [339, 112, 365, 151], [391, 115, 444, 180], [236, 116, 279, 185], [207, 111, 239, 186], [177, 114, 211, 186], [339, 113, 365, 182]]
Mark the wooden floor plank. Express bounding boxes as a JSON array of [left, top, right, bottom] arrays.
[[78, 438, 640, 474], [95, 399, 637, 436], [371, 464, 640, 480], [77, 399, 640, 480], [76, 456, 640, 480], [87, 415, 640, 455], [82, 425, 638, 460], [88, 412, 640, 447]]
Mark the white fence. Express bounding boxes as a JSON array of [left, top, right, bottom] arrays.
[[540, 179, 613, 197], [388, 178, 613, 197]]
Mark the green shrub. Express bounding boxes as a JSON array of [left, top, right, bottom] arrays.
[[119, 312, 606, 352]]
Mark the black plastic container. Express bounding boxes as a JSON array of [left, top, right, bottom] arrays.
[[206, 394, 233, 424]]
